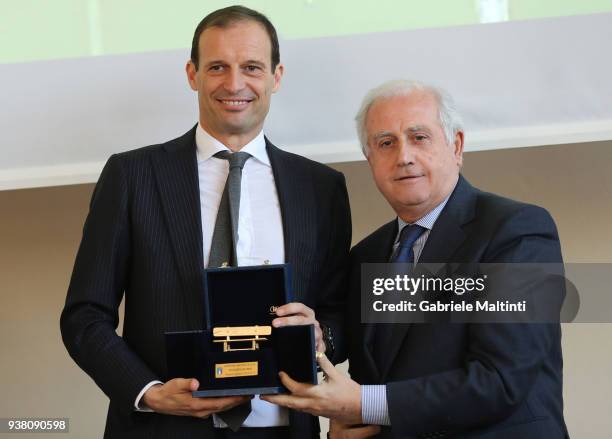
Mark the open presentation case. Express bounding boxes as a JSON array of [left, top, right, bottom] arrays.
[[165, 264, 317, 396]]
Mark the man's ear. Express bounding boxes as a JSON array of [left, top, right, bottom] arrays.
[[454, 131, 464, 167], [186, 60, 198, 91], [272, 63, 284, 93], [365, 148, 372, 163]]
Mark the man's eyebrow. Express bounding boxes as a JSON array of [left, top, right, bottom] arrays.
[[406, 125, 431, 133], [203, 60, 226, 67], [372, 131, 395, 141], [243, 59, 266, 67]]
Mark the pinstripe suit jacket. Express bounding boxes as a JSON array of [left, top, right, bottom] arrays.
[[61, 126, 351, 438]]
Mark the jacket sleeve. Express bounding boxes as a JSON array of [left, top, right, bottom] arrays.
[[60, 155, 159, 414], [314, 171, 352, 364]]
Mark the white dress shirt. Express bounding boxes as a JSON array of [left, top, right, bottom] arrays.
[[135, 124, 288, 427]]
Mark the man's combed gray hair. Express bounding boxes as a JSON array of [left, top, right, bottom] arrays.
[[354, 79, 464, 156]]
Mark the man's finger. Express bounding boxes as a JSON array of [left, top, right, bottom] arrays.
[[215, 395, 252, 411], [194, 410, 211, 419], [167, 377, 198, 392], [189, 395, 250, 412], [260, 393, 314, 413], [330, 424, 381, 439], [351, 425, 382, 439], [316, 353, 338, 379], [330, 419, 348, 429], [277, 371, 313, 394], [316, 340, 326, 353], [315, 327, 324, 348], [272, 315, 310, 327], [329, 420, 349, 438], [189, 378, 199, 392], [274, 302, 314, 318]]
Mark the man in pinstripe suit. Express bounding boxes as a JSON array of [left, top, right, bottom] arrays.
[[61, 6, 350, 439]]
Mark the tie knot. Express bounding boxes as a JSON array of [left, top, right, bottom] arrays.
[[215, 150, 252, 169], [398, 224, 426, 249]]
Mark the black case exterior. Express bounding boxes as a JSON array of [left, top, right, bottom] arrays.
[[165, 264, 317, 397]]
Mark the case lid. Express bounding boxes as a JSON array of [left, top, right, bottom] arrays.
[[203, 264, 292, 330]]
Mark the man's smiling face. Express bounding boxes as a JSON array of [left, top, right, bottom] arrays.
[[186, 20, 283, 145], [365, 91, 463, 222]]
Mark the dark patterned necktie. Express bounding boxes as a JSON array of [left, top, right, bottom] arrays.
[[208, 151, 251, 268], [208, 150, 252, 431]]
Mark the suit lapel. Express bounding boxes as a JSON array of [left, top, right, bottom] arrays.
[[266, 139, 318, 302], [362, 220, 397, 382], [266, 140, 321, 433], [379, 176, 477, 381], [151, 126, 205, 328]]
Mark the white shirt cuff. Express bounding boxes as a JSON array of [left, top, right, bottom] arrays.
[[134, 380, 164, 411], [361, 384, 391, 426]]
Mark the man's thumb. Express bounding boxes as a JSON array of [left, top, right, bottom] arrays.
[[171, 377, 199, 391]]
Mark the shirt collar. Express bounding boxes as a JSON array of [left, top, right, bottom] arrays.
[[396, 194, 451, 242], [195, 123, 270, 166]]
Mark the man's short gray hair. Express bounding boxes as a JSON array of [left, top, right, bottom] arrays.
[[354, 79, 464, 156]]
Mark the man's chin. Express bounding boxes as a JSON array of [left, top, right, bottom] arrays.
[[390, 195, 432, 218], [394, 193, 429, 208], [218, 121, 257, 136]]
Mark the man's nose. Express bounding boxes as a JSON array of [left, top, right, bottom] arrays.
[[223, 68, 246, 94], [396, 140, 415, 166]]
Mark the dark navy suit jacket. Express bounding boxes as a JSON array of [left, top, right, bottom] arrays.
[[348, 176, 568, 438], [61, 126, 351, 439]]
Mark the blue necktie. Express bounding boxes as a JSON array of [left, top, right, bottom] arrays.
[[390, 224, 427, 263], [373, 224, 427, 367]]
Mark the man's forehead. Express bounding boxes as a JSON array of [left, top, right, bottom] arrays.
[[367, 94, 439, 127], [199, 22, 271, 57], [372, 92, 437, 113]]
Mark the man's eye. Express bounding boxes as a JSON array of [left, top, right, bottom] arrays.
[[414, 135, 428, 142], [209, 65, 224, 72], [379, 140, 393, 148], [245, 65, 261, 72]]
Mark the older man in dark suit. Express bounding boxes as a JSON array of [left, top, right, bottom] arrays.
[[61, 6, 350, 439], [263, 80, 568, 438]]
